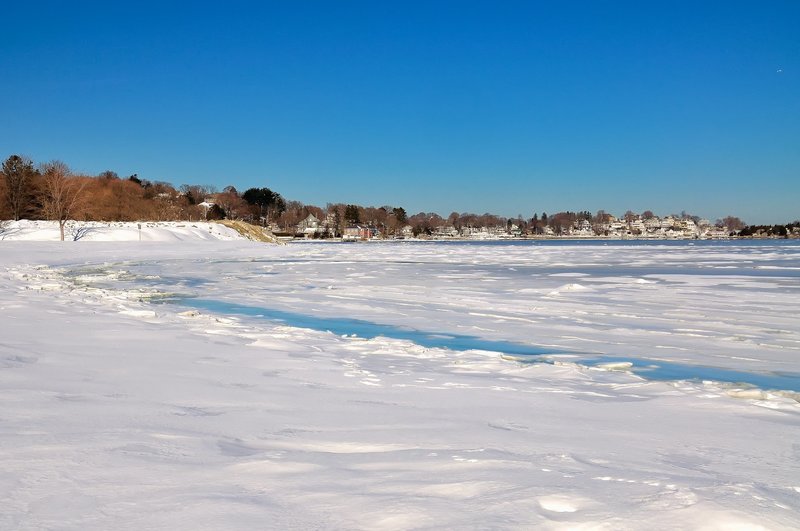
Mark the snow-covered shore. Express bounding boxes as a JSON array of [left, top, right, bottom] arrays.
[[0, 220, 247, 242], [1, 239, 799, 529]]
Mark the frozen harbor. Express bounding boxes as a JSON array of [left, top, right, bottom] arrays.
[[2, 238, 799, 529]]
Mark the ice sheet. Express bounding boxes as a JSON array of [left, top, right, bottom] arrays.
[[1, 239, 799, 529]]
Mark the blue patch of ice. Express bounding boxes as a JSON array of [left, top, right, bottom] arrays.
[[177, 298, 554, 356], [165, 297, 800, 393], [581, 356, 800, 392]]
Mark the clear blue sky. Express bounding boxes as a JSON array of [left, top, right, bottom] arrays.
[[1, 1, 797, 224]]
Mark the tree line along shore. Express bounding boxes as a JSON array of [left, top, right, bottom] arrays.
[[1, 154, 797, 241]]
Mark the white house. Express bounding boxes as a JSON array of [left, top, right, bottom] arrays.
[[297, 214, 321, 238]]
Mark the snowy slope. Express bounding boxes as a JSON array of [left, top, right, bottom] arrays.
[[0, 220, 246, 242]]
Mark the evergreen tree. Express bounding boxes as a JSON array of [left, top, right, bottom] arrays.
[[344, 204, 360, 224], [1, 155, 38, 220]]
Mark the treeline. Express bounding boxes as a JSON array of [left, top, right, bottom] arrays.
[[0, 153, 513, 238], [0, 154, 415, 238], [2, 153, 796, 239], [739, 222, 800, 238], [0, 154, 287, 239]]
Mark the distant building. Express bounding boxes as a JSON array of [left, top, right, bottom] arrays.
[[343, 225, 378, 241], [297, 213, 321, 238]]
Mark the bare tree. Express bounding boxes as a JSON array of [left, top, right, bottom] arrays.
[[151, 187, 184, 220], [40, 161, 87, 241], [278, 200, 307, 231], [215, 186, 249, 220], [718, 216, 746, 233], [179, 184, 217, 207]]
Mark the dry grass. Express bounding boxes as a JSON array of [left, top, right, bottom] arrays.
[[214, 220, 285, 244]]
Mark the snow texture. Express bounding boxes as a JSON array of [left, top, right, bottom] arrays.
[[1, 234, 799, 529], [0, 220, 244, 242]]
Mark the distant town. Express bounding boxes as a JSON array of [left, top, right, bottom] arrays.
[[283, 209, 800, 241], [2, 154, 798, 241]]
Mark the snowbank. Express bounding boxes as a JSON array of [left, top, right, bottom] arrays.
[[0, 220, 247, 242]]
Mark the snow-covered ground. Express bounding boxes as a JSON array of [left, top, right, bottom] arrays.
[[1, 237, 799, 529], [0, 220, 244, 242]]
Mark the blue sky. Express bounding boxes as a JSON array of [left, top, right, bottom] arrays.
[[1, 1, 797, 223]]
